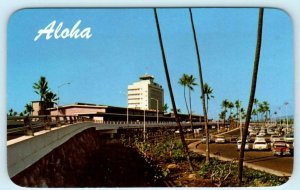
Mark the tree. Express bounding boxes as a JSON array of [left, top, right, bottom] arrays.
[[45, 91, 59, 108], [203, 83, 214, 114], [221, 99, 230, 125], [24, 103, 34, 116], [228, 101, 234, 120], [179, 74, 191, 117], [8, 108, 16, 116], [33, 76, 49, 101], [239, 8, 264, 186], [163, 103, 169, 113], [189, 8, 210, 163], [154, 8, 193, 170], [258, 101, 270, 122], [33, 76, 49, 115], [187, 74, 197, 131], [235, 100, 243, 138]]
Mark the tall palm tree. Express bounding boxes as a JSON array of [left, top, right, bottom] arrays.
[[239, 8, 264, 186], [235, 100, 241, 120], [189, 8, 210, 163], [33, 76, 49, 115], [187, 74, 197, 131], [253, 98, 259, 121], [228, 101, 234, 120], [203, 83, 214, 114], [235, 100, 243, 137], [154, 8, 193, 170], [221, 99, 230, 126], [33, 76, 49, 101], [179, 74, 191, 117]]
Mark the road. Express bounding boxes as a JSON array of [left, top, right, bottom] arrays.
[[194, 143, 293, 175], [187, 127, 293, 176]]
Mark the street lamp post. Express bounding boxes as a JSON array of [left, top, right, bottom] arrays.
[[57, 82, 70, 115], [284, 102, 289, 133], [151, 98, 159, 124]]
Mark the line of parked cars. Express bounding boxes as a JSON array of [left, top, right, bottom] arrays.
[[202, 124, 294, 157]]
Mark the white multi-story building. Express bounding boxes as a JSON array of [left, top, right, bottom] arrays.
[[128, 74, 164, 111]]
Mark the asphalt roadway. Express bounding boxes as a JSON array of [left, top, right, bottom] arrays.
[[187, 128, 293, 176], [193, 143, 293, 176]]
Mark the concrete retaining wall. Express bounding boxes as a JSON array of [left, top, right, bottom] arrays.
[[7, 122, 96, 178]]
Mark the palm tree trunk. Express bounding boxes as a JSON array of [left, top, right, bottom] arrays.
[[184, 87, 190, 116], [188, 88, 194, 132], [154, 8, 193, 171], [189, 8, 210, 163], [238, 8, 264, 186]]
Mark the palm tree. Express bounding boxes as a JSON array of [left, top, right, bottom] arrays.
[[163, 103, 169, 113], [235, 100, 241, 120], [189, 8, 210, 163], [258, 101, 270, 122], [154, 8, 193, 170], [187, 74, 197, 131], [45, 91, 59, 108], [33, 76, 49, 101], [24, 103, 34, 116], [235, 100, 243, 137], [179, 74, 191, 117], [228, 101, 234, 120], [221, 99, 230, 126], [239, 8, 264, 186], [203, 83, 214, 114], [251, 108, 257, 121], [33, 76, 49, 115]]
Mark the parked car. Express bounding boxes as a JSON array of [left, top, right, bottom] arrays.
[[271, 141, 291, 156], [253, 139, 269, 150], [201, 136, 211, 143], [249, 131, 257, 137], [270, 135, 284, 146], [237, 140, 250, 150], [215, 135, 226, 143], [284, 134, 294, 143]]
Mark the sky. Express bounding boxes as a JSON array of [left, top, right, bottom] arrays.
[[7, 8, 294, 119]]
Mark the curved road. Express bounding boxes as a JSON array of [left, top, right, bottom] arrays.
[[188, 127, 293, 176]]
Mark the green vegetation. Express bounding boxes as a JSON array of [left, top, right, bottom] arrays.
[[8, 76, 58, 116], [124, 132, 289, 187]]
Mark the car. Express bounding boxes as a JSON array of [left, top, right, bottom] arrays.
[[271, 141, 291, 156], [253, 139, 269, 150], [200, 136, 211, 143], [284, 134, 294, 143], [249, 131, 257, 137], [237, 140, 250, 150], [215, 135, 226, 143], [270, 135, 284, 145], [267, 128, 276, 135], [230, 135, 238, 143]]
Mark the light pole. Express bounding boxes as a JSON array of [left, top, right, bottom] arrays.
[[284, 102, 289, 133], [151, 98, 159, 124], [57, 82, 70, 115]]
